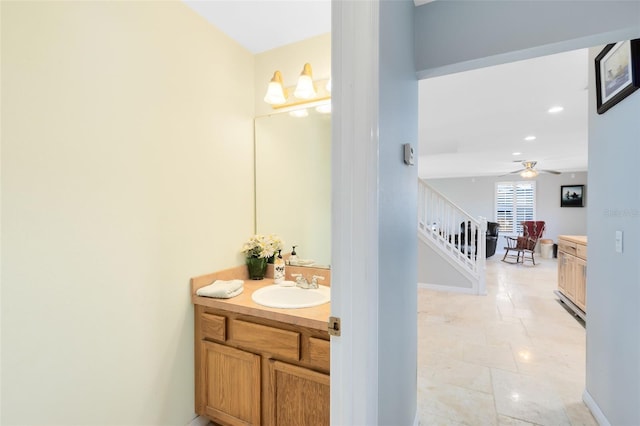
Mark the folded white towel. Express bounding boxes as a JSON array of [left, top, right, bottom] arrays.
[[196, 279, 244, 299]]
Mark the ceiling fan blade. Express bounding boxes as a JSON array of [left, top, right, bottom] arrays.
[[539, 169, 561, 175], [498, 169, 526, 176]]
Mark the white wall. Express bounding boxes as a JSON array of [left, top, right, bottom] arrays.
[[586, 45, 640, 425], [418, 239, 473, 288], [1, 2, 254, 425], [427, 172, 588, 244]]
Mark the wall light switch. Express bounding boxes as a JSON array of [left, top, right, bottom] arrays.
[[615, 230, 623, 253], [403, 143, 414, 166]]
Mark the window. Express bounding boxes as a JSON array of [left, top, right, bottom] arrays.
[[495, 181, 536, 234]]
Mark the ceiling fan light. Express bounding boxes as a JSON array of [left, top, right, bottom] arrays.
[[520, 168, 538, 179], [294, 63, 316, 99]]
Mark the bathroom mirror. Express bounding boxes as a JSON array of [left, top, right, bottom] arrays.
[[254, 107, 331, 268]]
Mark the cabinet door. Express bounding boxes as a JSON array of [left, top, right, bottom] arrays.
[[560, 252, 576, 299], [201, 341, 261, 426], [557, 251, 566, 292], [574, 257, 587, 312], [267, 360, 330, 426]]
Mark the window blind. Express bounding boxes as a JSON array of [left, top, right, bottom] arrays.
[[495, 181, 536, 234]]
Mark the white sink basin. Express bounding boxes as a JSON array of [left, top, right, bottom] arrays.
[[251, 284, 330, 309]]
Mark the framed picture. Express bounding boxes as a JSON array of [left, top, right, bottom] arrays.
[[595, 39, 640, 114], [561, 185, 585, 208]]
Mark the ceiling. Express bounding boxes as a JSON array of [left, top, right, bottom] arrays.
[[183, 0, 331, 54], [420, 48, 589, 179], [184, 1, 589, 179]]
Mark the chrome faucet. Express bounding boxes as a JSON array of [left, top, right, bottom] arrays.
[[291, 274, 325, 289], [291, 273, 310, 289], [310, 275, 325, 288]]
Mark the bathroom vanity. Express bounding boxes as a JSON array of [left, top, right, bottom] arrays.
[[556, 235, 587, 320], [191, 265, 330, 426]]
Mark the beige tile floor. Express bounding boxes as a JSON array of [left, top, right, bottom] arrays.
[[418, 255, 596, 426]]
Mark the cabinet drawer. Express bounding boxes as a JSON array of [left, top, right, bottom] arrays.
[[558, 240, 577, 256], [201, 313, 226, 342], [576, 244, 587, 260], [231, 319, 300, 361], [308, 337, 330, 370]]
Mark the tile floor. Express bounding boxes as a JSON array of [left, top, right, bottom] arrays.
[[417, 255, 596, 426]]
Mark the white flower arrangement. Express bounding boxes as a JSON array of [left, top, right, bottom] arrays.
[[241, 234, 284, 259]]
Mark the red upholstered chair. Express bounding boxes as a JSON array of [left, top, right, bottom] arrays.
[[502, 221, 546, 265]]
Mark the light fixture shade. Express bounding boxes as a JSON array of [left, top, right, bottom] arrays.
[[520, 168, 538, 179], [264, 71, 286, 105], [316, 103, 331, 114], [289, 108, 309, 118], [294, 63, 316, 99]]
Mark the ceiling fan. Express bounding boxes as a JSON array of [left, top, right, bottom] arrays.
[[508, 161, 561, 178]]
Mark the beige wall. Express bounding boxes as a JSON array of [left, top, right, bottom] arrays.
[[1, 2, 254, 425], [255, 33, 331, 117]]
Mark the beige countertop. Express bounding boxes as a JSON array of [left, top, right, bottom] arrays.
[[558, 235, 587, 245], [191, 265, 330, 332]]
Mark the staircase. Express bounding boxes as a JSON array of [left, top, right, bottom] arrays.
[[418, 179, 487, 295]]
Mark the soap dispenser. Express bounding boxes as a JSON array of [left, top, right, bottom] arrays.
[[289, 245, 298, 265], [274, 250, 285, 284]]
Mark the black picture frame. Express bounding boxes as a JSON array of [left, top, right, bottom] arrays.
[[595, 39, 640, 114], [561, 185, 585, 208]]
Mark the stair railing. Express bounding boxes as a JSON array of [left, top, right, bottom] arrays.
[[417, 178, 486, 294]]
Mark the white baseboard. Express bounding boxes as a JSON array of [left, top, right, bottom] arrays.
[[186, 415, 209, 426], [583, 389, 610, 426], [418, 282, 479, 295]]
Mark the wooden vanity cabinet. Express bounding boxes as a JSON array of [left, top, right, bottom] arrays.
[[194, 304, 330, 426], [557, 235, 587, 318]]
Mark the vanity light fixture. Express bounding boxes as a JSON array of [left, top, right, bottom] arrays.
[[263, 71, 286, 105], [315, 103, 331, 114], [294, 63, 317, 99], [289, 108, 309, 118], [263, 63, 331, 110]]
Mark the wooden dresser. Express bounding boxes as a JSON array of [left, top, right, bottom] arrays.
[[556, 235, 587, 320]]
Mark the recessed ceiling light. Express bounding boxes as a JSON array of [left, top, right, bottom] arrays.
[[524, 135, 536, 141], [548, 106, 564, 113], [512, 152, 522, 156]]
